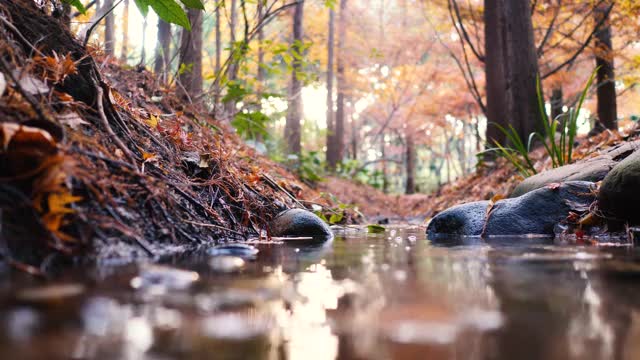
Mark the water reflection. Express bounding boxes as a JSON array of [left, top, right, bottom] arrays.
[[0, 228, 640, 359]]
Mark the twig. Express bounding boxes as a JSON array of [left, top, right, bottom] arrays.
[[92, 80, 138, 166], [83, 0, 123, 48], [182, 219, 244, 237], [0, 15, 43, 56]]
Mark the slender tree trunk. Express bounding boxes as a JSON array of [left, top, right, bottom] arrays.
[[484, 0, 508, 147], [140, 15, 148, 65], [504, 0, 542, 141], [334, 0, 348, 166], [257, 0, 266, 108], [550, 86, 563, 121], [213, 3, 222, 116], [224, 0, 238, 118], [285, 1, 304, 155], [326, 7, 337, 170], [381, 137, 388, 193], [594, 1, 617, 130], [350, 100, 357, 160], [61, 3, 71, 28], [120, 0, 129, 63], [178, 9, 203, 100], [154, 19, 171, 82], [103, 0, 115, 56], [405, 132, 416, 194]]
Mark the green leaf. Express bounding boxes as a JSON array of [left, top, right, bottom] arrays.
[[329, 212, 344, 224], [150, 0, 191, 30], [367, 224, 386, 234], [133, 0, 149, 16], [63, 0, 86, 13], [179, 0, 205, 9]]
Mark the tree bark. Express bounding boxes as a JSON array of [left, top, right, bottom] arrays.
[[154, 19, 171, 83], [325, 7, 337, 170], [334, 0, 348, 166], [483, 0, 508, 147], [103, 0, 115, 56], [594, 1, 617, 130], [178, 9, 203, 100], [120, 0, 129, 63], [405, 132, 416, 194], [504, 0, 543, 142], [285, 1, 304, 155]]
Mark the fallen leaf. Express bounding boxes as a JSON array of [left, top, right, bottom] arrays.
[[146, 114, 159, 128], [56, 111, 89, 129], [12, 69, 49, 95]]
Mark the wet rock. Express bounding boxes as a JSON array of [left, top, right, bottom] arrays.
[[510, 141, 640, 197], [598, 151, 640, 223], [428, 181, 596, 237], [269, 209, 333, 240], [426, 201, 488, 237]]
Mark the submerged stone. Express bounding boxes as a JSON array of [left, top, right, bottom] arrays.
[[208, 243, 259, 259], [269, 209, 333, 241], [427, 181, 596, 238]]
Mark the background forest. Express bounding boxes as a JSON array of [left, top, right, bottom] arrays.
[[68, 0, 640, 195]]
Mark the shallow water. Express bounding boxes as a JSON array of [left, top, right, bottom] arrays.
[[1, 226, 640, 359]]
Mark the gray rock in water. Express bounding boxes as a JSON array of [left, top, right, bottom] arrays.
[[427, 181, 596, 238], [269, 209, 333, 240], [425, 201, 488, 237], [510, 141, 640, 197], [598, 151, 640, 223]]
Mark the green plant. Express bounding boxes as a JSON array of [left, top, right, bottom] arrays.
[[481, 68, 598, 177], [287, 151, 325, 184]]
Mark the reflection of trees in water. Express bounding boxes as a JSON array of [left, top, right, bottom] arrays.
[[487, 250, 640, 360]]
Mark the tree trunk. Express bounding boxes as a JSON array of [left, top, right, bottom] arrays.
[[594, 1, 617, 130], [257, 0, 266, 108], [504, 0, 542, 142], [120, 0, 129, 63], [381, 137, 388, 193], [325, 7, 337, 170], [285, 1, 304, 155], [103, 0, 115, 56], [140, 15, 147, 65], [334, 0, 348, 166], [154, 19, 171, 83], [550, 86, 563, 121], [213, 3, 222, 116], [61, 3, 71, 28], [178, 9, 203, 100], [405, 132, 416, 194], [483, 0, 508, 147], [224, 0, 238, 118]]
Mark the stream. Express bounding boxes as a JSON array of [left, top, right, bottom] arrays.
[[0, 226, 639, 359]]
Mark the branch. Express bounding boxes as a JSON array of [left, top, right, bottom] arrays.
[[542, 2, 613, 79], [449, 0, 484, 62]]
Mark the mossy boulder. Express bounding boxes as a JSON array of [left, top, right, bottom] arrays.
[[598, 152, 640, 223], [511, 141, 640, 197]]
